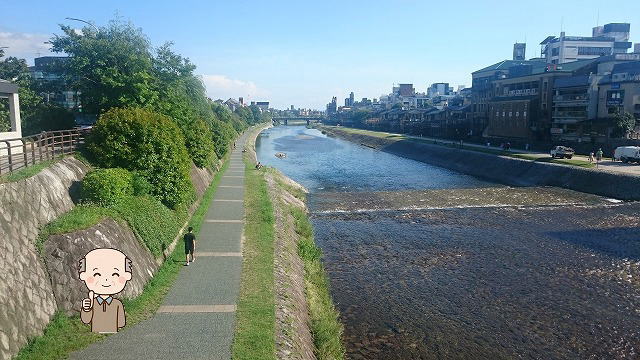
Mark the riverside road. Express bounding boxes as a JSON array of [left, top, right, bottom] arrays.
[[257, 125, 640, 360]]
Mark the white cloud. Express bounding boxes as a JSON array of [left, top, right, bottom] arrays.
[[201, 74, 269, 102], [0, 32, 54, 63]]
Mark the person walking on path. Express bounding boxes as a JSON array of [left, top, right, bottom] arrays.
[[596, 148, 603, 162], [589, 151, 595, 163], [184, 226, 196, 266]]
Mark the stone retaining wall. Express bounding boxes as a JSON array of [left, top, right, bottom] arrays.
[[322, 127, 640, 201], [43, 218, 159, 316], [0, 156, 219, 359], [0, 157, 89, 360]]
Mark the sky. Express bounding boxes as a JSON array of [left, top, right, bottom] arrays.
[[1, 0, 638, 110]]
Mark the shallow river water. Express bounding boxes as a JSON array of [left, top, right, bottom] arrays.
[[256, 125, 640, 360]]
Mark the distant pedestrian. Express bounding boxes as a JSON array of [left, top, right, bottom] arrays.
[[255, 161, 262, 170], [525, 143, 530, 151], [184, 227, 196, 266], [233, 142, 236, 149], [589, 152, 594, 163], [596, 148, 603, 162]]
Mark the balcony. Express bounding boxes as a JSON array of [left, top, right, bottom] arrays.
[[552, 111, 587, 121]]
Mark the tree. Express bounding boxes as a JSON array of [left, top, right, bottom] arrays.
[[49, 19, 159, 114], [614, 111, 636, 138]]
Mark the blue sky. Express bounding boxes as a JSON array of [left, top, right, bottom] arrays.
[[1, 0, 638, 109]]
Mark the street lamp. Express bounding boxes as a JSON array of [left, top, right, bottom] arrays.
[[65, 17, 98, 32]]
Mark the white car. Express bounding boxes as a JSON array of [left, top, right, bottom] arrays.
[[614, 146, 640, 164], [550, 146, 575, 159]]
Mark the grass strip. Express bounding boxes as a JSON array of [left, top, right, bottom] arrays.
[[0, 159, 58, 183], [15, 157, 231, 360], [232, 163, 276, 360], [291, 206, 345, 360]]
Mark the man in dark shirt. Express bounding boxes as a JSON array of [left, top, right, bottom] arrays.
[[184, 227, 196, 266]]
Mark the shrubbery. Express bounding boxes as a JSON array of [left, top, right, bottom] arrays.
[[182, 118, 216, 168], [87, 107, 194, 209], [81, 168, 133, 206], [113, 195, 183, 257]]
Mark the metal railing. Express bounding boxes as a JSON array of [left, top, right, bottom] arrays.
[[0, 128, 90, 175]]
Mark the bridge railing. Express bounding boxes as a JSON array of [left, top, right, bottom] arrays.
[[0, 128, 90, 175]]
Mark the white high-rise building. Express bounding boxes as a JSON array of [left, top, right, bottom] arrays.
[[540, 23, 631, 64]]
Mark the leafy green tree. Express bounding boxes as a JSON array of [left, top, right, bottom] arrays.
[[210, 117, 237, 158], [182, 117, 216, 168], [49, 19, 159, 114], [87, 107, 194, 209], [614, 111, 636, 138]]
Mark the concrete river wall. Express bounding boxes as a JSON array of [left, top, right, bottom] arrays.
[[321, 127, 640, 201]]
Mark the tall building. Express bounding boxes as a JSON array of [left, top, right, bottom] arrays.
[[29, 56, 81, 110], [326, 96, 337, 114], [256, 101, 269, 111], [290, 105, 295, 110], [398, 84, 414, 96], [635, 43, 640, 53], [513, 43, 526, 61], [427, 83, 450, 97], [349, 92, 355, 106], [540, 23, 631, 64]]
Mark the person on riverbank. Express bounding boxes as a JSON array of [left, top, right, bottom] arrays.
[[255, 161, 263, 170], [184, 227, 196, 266]]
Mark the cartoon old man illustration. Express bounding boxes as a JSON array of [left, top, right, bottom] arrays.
[[78, 248, 132, 333]]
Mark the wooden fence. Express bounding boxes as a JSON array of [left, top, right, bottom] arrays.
[[0, 128, 90, 175]]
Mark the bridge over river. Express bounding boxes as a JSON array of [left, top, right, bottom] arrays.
[[272, 116, 324, 125]]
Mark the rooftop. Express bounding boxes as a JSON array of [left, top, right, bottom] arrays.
[[472, 59, 546, 74]]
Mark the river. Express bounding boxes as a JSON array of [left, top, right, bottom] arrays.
[[256, 125, 640, 360]]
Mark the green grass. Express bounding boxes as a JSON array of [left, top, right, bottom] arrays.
[[36, 205, 118, 253], [291, 207, 345, 360], [232, 162, 276, 360], [15, 156, 231, 360], [0, 159, 58, 183]]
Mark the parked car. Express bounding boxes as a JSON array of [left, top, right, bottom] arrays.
[[614, 146, 640, 164], [550, 146, 575, 159]]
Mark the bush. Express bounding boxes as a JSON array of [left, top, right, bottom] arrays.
[[210, 118, 237, 158], [131, 172, 152, 196], [81, 168, 133, 206], [113, 195, 183, 257], [87, 107, 194, 208], [183, 117, 215, 168]]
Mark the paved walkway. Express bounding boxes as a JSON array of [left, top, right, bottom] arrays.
[[70, 135, 247, 360]]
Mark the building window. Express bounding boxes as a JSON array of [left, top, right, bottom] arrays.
[[608, 107, 618, 114], [509, 111, 512, 117], [578, 46, 612, 56], [552, 48, 559, 56], [523, 111, 527, 118], [502, 111, 506, 117], [496, 111, 499, 116], [515, 111, 519, 117]]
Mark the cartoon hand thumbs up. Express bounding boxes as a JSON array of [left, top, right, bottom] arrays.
[[82, 291, 94, 311]]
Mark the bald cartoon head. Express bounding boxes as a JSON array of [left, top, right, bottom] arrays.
[[78, 248, 132, 296]]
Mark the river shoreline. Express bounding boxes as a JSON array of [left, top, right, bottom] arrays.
[[319, 125, 640, 201]]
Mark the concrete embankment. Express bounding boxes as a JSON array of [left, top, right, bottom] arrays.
[[321, 126, 640, 201]]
